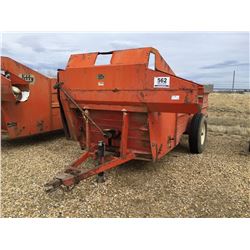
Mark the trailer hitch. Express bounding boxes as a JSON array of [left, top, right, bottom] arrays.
[[44, 172, 79, 193], [44, 178, 62, 193]]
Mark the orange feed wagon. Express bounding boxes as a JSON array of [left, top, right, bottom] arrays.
[[42, 47, 213, 192], [1, 57, 62, 139]]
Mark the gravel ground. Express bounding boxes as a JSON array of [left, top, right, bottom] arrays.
[[1, 93, 250, 217], [1, 94, 249, 218]]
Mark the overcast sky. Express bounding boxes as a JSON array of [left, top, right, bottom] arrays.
[[1, 32, 249, 89]]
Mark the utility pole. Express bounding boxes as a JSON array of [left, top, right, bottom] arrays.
[[232, 70, 235, 92]]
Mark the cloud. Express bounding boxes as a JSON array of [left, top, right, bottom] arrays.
[[109, 40, 142, 50], [17, 34, 78, 53], [1, 32, 249, 88], [201, 60, 249, 69]]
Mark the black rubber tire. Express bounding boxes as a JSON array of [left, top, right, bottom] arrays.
[[188, 113, 207, 154]]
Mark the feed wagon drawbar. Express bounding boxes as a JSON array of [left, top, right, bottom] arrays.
[[45, 47, 212, 192], [1, 57, 62, 139]]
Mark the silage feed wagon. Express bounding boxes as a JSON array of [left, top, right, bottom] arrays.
[[1, 57, 62, 139], [45, 47, 212, 192]]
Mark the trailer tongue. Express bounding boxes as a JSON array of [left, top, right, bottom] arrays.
[[45, 47, 212, 193]]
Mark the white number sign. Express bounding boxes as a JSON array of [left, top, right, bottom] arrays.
[[154, 77, 170, 88]]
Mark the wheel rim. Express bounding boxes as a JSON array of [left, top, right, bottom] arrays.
[[200, 122, 206, 145]]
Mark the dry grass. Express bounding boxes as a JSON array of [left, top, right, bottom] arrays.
[[208, 93, 250, 136], [208, 125, 250, 136]]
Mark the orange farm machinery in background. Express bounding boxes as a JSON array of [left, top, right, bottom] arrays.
[[42, 47, 213, 192], [1, 57, 62, 139]]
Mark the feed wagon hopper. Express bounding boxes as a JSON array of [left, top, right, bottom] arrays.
[[45, 47, 212, 192], [1, 57, 62, 139]]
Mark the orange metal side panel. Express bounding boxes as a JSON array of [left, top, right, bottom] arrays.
[[67, 53, 98, 68], [1, 57, 62, 139], [66, 47, 175, 75], [59, 65, 202, 114], [112, 47, 175, 75], [148, 112, 177, 161]]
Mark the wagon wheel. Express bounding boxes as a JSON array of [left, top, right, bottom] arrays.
[[188, 113, 207, 154]]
